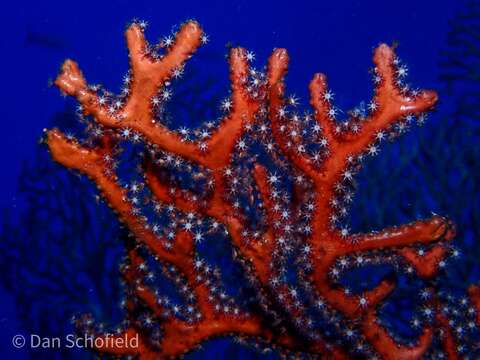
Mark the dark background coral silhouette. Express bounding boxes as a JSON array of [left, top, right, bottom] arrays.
[[0, 0, 479, 358]]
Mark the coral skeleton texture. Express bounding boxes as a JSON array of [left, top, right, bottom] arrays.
[[45, 19, 480, 359]]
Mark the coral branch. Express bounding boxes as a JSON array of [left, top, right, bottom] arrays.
[[46, 131, 276, 358], [363, 309, 433, 360], [436, 309, 461, 360], [309, 73, 340, 148], [265, 41, 453, 358], [268, 49, 319, 178], [351, 216, 453, 253]]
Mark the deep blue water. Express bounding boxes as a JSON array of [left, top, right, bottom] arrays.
[[0, 0, 478, 358]]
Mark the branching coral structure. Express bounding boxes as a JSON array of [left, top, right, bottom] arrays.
[[44, 20, 479, 359]]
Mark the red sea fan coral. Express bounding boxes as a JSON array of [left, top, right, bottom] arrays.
[[45, 19, 478, 359]]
